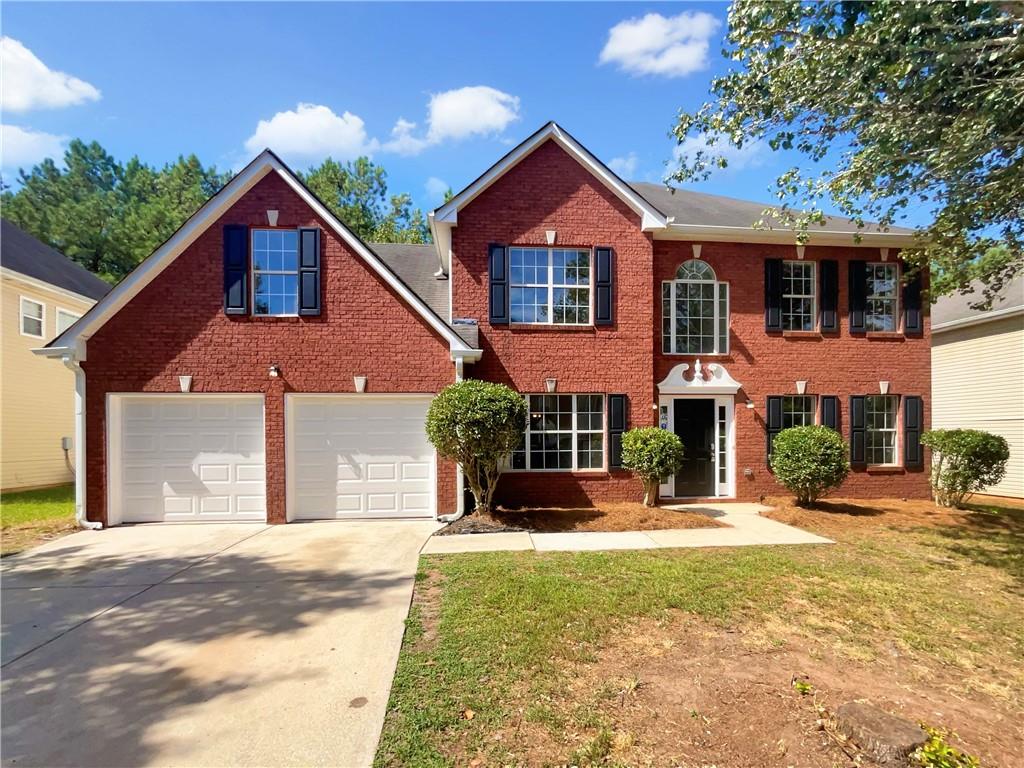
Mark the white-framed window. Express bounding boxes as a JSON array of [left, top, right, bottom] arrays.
[[782, 261, 816, 331], [20, 297, 44, 338], [55, 308, 81, 336], [252, 229, 299, 316], [866, 395, 898, 465], [509, 247, 592, 325], [781, 395, 816, 428], [662, 260, 729, 354], [510, 394, 604, 471], [866, 263, 899, 331]]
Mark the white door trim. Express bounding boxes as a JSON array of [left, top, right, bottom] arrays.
[[285, 393, 437, 522], [106, 393, 266, 526], [658, 394, 736, 499]]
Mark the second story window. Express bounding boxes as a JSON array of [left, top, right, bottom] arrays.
[[252, 229, 299, 316], [782, 261, 816, 331], [662, 260, 729, 354], [509, 247, 591, 325], [866, 263, 899, 331], [20, 297, 44, 338]]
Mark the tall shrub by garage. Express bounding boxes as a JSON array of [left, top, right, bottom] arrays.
[[425, 380, 526, 517], [920, 429, 1010, 508], [770, 426, 850, 505], [620, 427, 685, 506]]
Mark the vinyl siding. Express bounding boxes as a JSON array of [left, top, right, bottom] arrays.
[[932, 314, 1024, 498], [1, 275, 97, 490]]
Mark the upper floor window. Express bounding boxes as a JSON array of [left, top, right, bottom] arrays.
[[510, 394, 604, 471], [866, 263, 899, 331], [252, 229, 299, 316], [662, 260, 729, 354], [20, 297, 44, 338], [56, 308, 81, 335], [509, 247, 591, 325], [782, 261, 816, 331], [866, 395, 898, 465], [782, 395, 816, 428]]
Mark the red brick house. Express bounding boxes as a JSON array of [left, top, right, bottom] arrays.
[[40, 122, 929, 527]]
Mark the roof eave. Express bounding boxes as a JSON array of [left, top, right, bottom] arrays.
[[658, 223, 920, 247]]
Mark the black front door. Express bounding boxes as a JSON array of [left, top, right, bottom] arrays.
[[673, 399, 715, 497]]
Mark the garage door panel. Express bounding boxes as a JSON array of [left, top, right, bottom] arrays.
[[115, 395, 266, 524], [290, 396, 435, 520]]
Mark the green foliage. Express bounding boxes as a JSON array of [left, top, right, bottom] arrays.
[[769, 426, 850, 505], [671, 1, 1024, 307], [1, 141, 229, 283], [913, 726, 980, 768], [425, 381, 526, 515], [620, 427, 685, 505], [921, 429, 1010, 508], [300, 156, 429, 244]]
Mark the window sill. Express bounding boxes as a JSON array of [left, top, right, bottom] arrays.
[[865, 332, 905, 340], [865, 465, 904, 474], [507, 323, 596, 332], [661, 352, 730, 357], [502, 470, 610, 476], [781, 330, 822, 339]]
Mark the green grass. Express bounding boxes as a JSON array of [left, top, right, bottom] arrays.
[[0, 484, 76, 556], [374, 504, 1024, 767]]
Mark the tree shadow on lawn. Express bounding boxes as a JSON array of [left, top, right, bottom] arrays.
[[922, 501, 1024, 595], [1, 544, 409, 767]]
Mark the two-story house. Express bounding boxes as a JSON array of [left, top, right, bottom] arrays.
[[39, 123, 929, 527]]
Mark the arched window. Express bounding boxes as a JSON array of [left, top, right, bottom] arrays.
[[662, 259, 729, 354]]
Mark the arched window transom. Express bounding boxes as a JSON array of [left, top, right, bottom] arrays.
[[662, 260, 729, 354]]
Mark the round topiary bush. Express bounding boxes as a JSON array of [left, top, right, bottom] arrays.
[[620, 427, 685, 506], [920, 429, 1010, 508], [769, 425, 850, 506]]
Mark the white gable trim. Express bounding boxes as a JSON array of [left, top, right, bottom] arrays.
[[41, 150, 476, 358], [434, 122, 667, 232]]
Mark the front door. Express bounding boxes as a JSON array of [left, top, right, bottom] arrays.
[[673, 398, 715, 497]]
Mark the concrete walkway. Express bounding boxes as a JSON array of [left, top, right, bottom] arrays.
[[1, 520, 439, 768], [421, 503, 832, 554]]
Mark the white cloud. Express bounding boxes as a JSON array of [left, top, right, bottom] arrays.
[[1, 124, 67, 173], [243, 103, 379, 161], [382, 118, 430, 156], [1, 37, 101, 112], [608, 152, 639, 178], [424, 176, 449, 203], [673, 133, 767, 173], [600, 11, 721, 77]]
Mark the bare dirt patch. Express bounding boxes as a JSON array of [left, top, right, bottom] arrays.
[[409, 567, 443, 651], [437, 502, 722, 535], [491, 615, 1021, 768]]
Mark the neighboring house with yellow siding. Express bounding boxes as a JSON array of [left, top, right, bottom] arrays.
[[931, 277, 1024, 499], [1, 219, 111, 490]]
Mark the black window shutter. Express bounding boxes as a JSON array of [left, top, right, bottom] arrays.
[[904, 395, 924, 467], [849, 395, 866, 465], [594, 247, 614, 326], [820, 259, 839, 332], [488, 244, 509, 324], [765, 259, 783, 331], [821, 395, 840, 432], [849, 260, 867, 333], [608, 394, 628, 469], [298, 227, 321, 316], [223, 224, 249, 315], [766, 395, 783, 462], [903, 269, 923, 334]]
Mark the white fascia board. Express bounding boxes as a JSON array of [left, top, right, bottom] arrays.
[[658, 223, 920, 247], [434, 122, 667, 232], [931, 304, 1024, 333], [451, 347, 483, 363], [0, 268, 104, 306], [428, 212, 452, 277]]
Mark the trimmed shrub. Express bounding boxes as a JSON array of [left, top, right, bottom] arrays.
[[770, 426, 850, 505], [621, 427, 685, 506], [920, 429, 1010, 508], [426, 381, 527, 515]]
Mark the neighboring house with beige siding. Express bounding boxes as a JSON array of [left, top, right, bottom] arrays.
[[1, 220, 110, 491], [931, 277, 1024, 499]]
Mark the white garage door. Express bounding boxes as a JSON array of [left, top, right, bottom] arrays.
[[289, 395, 435, 520], [112, 395, 266, 524]]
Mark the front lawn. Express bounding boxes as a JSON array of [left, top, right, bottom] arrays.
[[0, 484, 76, 557], [376, 497, 1024, 767]]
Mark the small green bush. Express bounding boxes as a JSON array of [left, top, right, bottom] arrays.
[[769, 426, 850, 505], [425, 380, 526, 515], [913, 725, 980, 768], [621, 427, 685, 506], [920, 429, 1010, 508]]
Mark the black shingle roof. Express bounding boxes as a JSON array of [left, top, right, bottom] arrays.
[[1, 219, 111, 300]]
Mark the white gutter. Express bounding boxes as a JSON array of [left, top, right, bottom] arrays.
[[658, 222, 919, 247], [62, 354, 102, 530], [932, 304, 1024, 333]]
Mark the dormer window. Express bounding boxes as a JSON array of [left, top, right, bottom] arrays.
[[661, 260, 729, 354]]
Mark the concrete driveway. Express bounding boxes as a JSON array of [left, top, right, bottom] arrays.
[[1, 520, 439, 767]]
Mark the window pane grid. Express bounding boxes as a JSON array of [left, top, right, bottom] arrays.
[[252, 229, 299, 316], [509, 247, 591, 325], [661, 260, 729, 354], [782, 395, 816, 428], [782, 261, 816, 331], [511, 394, 604, 471], [866, 263, 898, 331], [865, 395, 898, 465], [717, 405, 727, 485], [20, 298, 43, 337]]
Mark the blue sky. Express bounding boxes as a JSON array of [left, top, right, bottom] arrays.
[[2, 2, 914, 224]]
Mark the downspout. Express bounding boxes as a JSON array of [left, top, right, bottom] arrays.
[[437, 356, 467, 524], [62, 354, 102, 530]]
